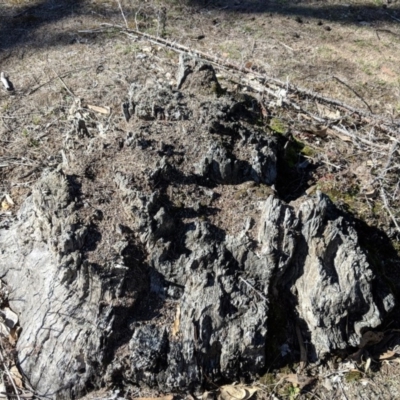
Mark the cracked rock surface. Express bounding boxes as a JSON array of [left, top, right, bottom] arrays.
[[0, 62, 395, 399]]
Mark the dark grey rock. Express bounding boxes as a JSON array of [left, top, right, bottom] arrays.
[[196, 142, 235, 183], [0, 171, 147, 398], [176, 53, 193, 90], [0, 173, 395, 399], [128, 81, 190, 121], [179, 62, 222, 96], [250, 141, 277, 184], [0, 61, 395, 400], [258, 193, 395, 360]]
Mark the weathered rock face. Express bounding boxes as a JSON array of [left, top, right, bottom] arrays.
[[0, 61, 395, 399], [0, 171, 148, 398], [258, 194, 394, 360]]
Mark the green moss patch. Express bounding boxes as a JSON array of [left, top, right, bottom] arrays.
[[270, 117, 287, 134]]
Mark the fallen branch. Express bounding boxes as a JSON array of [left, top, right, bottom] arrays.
[[77, 24, 400, 231], [277, 94, 389, 150], [114, 25, 400, 129]]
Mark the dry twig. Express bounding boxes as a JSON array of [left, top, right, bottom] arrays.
[[116, 0, 129, 29], [332, 75, 373, 114], [380, 187, 400, 234], [239, 276, 268, 302], [115, 25, 400, 133], [28, 67, 91, 95], [0, 340, 21, 400], [51, 69, 76, 98]]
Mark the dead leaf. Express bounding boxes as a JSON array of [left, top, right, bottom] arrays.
[[87, 104, 111, 115], [381, 65, 396, 77], [202, 391, 214, 400], [359, 378, 372, 386], [322, 377, 333, 391], [364, 357, 371, 372], [363, 188, 377, 199], [0, 194, 14, 211], [280, 373, 316, 389], [0, 201, 10, 211], [0, 322, 9, 336], [310, 126, 328, 138], [316, 103, 341, 119], [378, 350, 397, 360], [10, 365, 23, 388], [219, 384, 259, 400], [326, 128, 352, 142], [136, 396, 173, 400], [9, 326, 20, 346], [305, 185, 317, 195], [4, 194, 14, 206], [300, 113, 312, 121], [282, 373, 300, 386]]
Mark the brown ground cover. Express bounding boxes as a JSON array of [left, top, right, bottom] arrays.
[[1, 1, 400, 399]]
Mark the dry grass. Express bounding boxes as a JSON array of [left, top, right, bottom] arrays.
[[2, 0, 400, 399]]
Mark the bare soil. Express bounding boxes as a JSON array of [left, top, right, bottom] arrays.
[[1, 1, 400, 399]]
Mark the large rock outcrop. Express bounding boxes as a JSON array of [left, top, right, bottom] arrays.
[[0, 61, 395, 398]]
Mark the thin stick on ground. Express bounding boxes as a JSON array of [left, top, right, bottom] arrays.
[[28, 66, 92, 95], [386, 12, 400, 23], [239, 276, 268, 302], [50, 69, 76, 98], [277, 40, 295, 52], [0, 340, 21, 400], [332, 75, 373, 114], [134, 6, 141, 32], [116, 0, 129, 29], [380, 187, 400, 234]]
